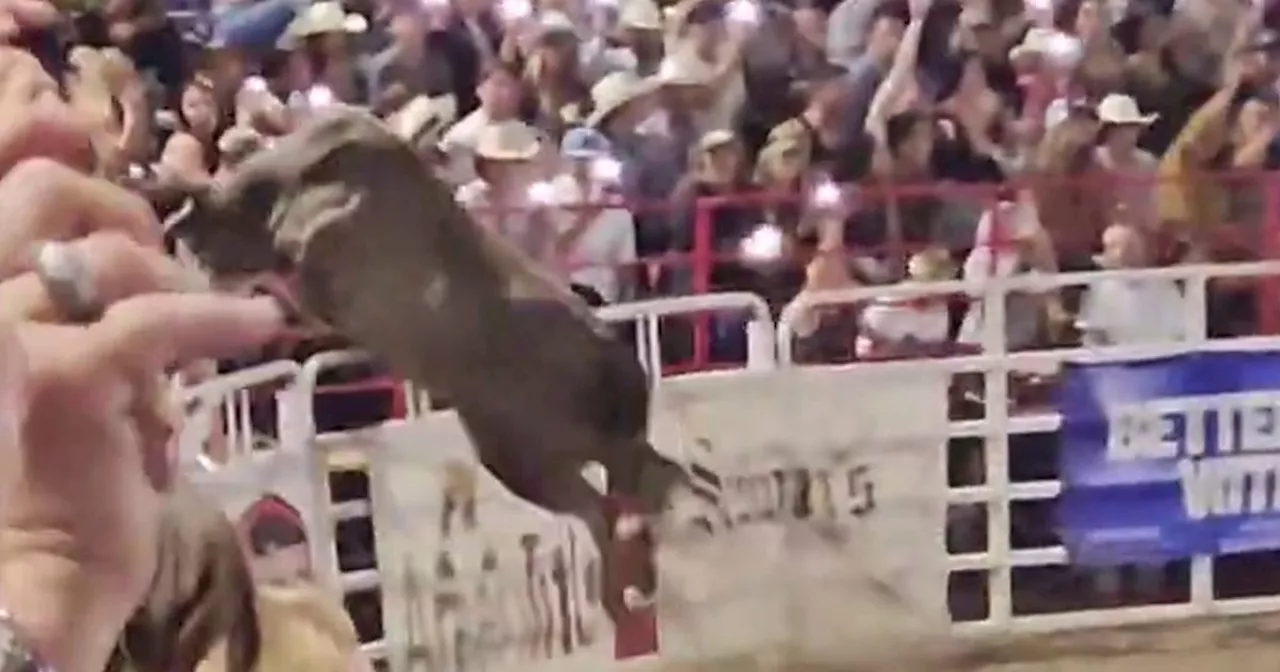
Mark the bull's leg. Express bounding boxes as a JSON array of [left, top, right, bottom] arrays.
[[605, 439, 710, 518]]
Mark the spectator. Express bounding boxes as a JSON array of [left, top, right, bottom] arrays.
[[584, 69, 679, 262], [602, 0, 665, 77], [159, 76, 224, 181], [104, 0, 187, 106], [456, 119, 555, 261], [523, 11, 591, 138], [279, 1, 371, 104], [856, 246, 955, 359], [1077, 222, 1185, 345], [442, 0, 503, 115], [366, 0, 454, 116], [1030, 102, 1112, 260], [1094, 93, 1159, 231], [664, 1, 747, 133], [440, 62, 524, 183], [765, 61, 852, 174], [550, 127, 637, 304], [958, 195, 1065, 353], [842, 0, 908, 132]]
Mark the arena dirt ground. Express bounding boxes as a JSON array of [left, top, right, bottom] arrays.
[[967, 612, 1280, 672], [630, 611, 1280, 671]]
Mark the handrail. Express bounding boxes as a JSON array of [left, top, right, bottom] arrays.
[[777, 261, 1280, 364], [181, 359, 300, 402], [598, 291, 776, 372]]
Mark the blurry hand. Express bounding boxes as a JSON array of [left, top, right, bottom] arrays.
[[0, 160, 282, 672], [0, 0, 57, 41], [0, 47, 95, 174]]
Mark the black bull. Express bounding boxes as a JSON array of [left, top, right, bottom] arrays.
[[164, 110, 694, 596]]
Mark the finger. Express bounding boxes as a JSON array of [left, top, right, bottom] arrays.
[[0, 319, 27, 452], [0, 47, 54, 104], [0, 98, 96, 179], [90, 294, 283, 375], [0, 0, 58, 31], [0, 158, 160, 277], [0, 232, 208, 321]]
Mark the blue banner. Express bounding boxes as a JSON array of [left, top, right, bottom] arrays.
[[1057, 351, 1280, 565]]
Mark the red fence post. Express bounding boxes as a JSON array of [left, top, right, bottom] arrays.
[[692, 197, 713, 368], [1262, 171, 1280, 335]]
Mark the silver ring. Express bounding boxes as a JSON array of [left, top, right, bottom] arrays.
[[33, 241, 101, 324]]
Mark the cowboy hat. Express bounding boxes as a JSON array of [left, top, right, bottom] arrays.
[[1009, 27, 1057, 60], [696, 128, 737, 153], [282, 2, 367, 44], [387, 94, 458, 147], [537, 10, 578, 37], [619, 0, 663, 30], [906, 248, 956, 283], [1096, 93, 1157, 125], [474, 120, 543, 161], [586, 70, 658, 127], [656, 49, 716, 87]]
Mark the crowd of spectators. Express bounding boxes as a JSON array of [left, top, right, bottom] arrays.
[[30, 0, 1277, 368]]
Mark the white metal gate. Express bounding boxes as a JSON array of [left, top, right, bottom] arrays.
[[181, 261, 1280, 667]]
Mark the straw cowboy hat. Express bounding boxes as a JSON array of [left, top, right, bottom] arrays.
[[753, 133, 806, 182], [587, 70, 658, 127], [1096, 93, 1157, 125], [906, 247, 957, 283], [282, 2, 368, 43], [474, 120, 543, 161], [619, 0, 663, 30], [386, 94, 458, 147], [695, 128, 737, 154]]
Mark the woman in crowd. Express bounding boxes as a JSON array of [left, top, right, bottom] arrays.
[[522, 13, 591, 140], [159, 76, 225, 181]]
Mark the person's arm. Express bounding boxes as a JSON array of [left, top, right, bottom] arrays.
[[864, 13, 926, 143], [612, 208, 638, 301]]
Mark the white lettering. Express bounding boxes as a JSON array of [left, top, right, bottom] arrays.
[[1106, 392, 1280, 461], [1178, 453, 1280, 519]]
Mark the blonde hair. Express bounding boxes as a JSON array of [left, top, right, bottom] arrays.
[[197, 584, 365, 672], [107, 484, 260, 672]]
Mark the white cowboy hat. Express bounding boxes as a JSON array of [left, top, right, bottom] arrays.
[[1096, 93, 1157, 125], [696, 129, 737, 153], [655, 49, 715, 87], [283, 2, 368, 42], [387, 94, 458, 146], [1009, 27, 1057, 59], [619, 0, 663, 30], [537, 10, 577, 37], [587, 70, 658, 127], [474, 120, 543, 161]]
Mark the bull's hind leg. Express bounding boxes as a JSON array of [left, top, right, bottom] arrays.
[[606, 438, 718, 519]]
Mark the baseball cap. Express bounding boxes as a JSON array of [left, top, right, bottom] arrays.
[[560, 127, 613, 159]]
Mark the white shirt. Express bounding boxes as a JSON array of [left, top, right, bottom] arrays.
[[549, 174, 636, 303], [856, 299, 950, 358], [456, 179, 549, 262], [957, 200, 1049, 351], [1077, 276, 1186, 346]]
